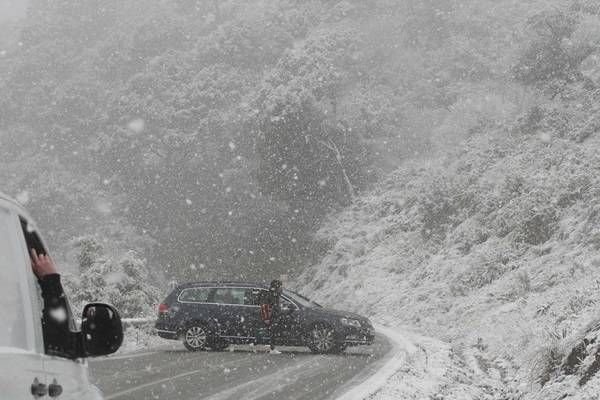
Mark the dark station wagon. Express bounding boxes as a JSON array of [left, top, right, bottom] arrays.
[[155, 282, 374, 354]]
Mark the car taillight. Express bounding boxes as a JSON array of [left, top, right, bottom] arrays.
[[158, 303, 169, 314]]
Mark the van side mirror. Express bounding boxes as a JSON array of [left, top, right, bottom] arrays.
[[81, 303, 124, 357]]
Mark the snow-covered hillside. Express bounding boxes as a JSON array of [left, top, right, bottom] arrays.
[[300, 109, 600, 398]]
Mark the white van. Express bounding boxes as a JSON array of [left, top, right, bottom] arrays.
[[0, 192, 123, 399]]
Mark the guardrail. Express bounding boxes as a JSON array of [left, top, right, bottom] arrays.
[[76, 316, 156, 345], [121, 317, 155, 326], [121, 317, 157, 346]]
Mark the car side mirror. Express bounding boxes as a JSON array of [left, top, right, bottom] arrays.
[[81, 303, 124, 357]]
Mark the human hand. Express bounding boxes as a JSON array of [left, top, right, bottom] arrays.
[[30, 248, 57, 278]]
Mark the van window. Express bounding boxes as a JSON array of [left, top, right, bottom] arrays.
[[20, 216, 79, 358], [0, 208, 29, 349], [178, 287, 211, 303]]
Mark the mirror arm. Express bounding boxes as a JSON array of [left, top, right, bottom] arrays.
[[74, 331, 86, 358], [52, 330, 85, 360]]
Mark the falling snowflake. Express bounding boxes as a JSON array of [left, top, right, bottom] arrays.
[[105, 272, 128, 285], [539, 132, 552, 144], [15, 191, 30, 205], [49, 307, 67, 323], [95, 200, 112, 215], [127, 118, 145, 134]]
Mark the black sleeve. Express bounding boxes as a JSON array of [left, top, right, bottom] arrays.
[[38, 274, 80, 358], [270, 294, 281, 319], [258, 290, 271, 305]]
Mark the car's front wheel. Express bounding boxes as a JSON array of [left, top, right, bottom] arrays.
[[183, 324, 208, 351], [306, 323, 343, 354]]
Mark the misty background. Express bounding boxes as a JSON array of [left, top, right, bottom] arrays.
[[1, 0, 446, 284], [3, 0, 598, 310], [7, 1, 600, 396]]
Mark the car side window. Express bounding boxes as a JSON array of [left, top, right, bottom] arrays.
[[0, 208, 29, 350], [244, 289, 261, 306], [247, 289, 268, 306], [213, 288, 247, 305], [179, 287, 211, 303]]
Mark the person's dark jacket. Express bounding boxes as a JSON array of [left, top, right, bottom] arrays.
[[38, 274, 80, 358], [258, 290, 281, 324]]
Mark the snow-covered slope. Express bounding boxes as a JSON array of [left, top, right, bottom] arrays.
[[299, 128, 600, 398]]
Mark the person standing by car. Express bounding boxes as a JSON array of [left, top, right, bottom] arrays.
[[259, 279, 283, 354]]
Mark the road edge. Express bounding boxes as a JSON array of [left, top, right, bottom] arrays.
[[334, 323, 413, 400]]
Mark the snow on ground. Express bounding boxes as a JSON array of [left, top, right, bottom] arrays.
[[117, 319, 164, 354], [337, 323, 513, 400], [299, 133, 600, 399], [336, 324, 418, 400]]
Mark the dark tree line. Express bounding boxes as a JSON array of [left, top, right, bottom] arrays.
[[0, 0, 462, 282]]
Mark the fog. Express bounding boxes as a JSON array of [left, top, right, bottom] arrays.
[[5, 0, 600, 398], [0, 0, 587, 279], [0, 0, 566, 283], [1, 0, 441, 283], [0, 0, 577, 286], [0, 0, 27, 22]]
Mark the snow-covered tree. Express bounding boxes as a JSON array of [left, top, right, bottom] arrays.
[[65, 237, 160, 317]]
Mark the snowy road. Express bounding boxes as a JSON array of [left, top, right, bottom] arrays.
[[89, 334, 391, 400]]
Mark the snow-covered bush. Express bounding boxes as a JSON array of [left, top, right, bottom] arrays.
[[514, 9, 580, 85], [529, 333, 569, 386], [299, 73, 600, 399], [64, 237, 161, 318]]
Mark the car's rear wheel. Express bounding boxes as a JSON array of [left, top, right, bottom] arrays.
[[306, 323, 343, 354], [183, 324, 208, 351]]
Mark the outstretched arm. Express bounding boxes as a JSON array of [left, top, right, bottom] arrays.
[[30, 249, 78, 358]]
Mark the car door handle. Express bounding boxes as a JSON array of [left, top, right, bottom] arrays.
[[48, 379, 63, 398], [31, 378, 47, 397]]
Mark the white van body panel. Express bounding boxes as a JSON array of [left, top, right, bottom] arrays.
[[0, 193, 104, 399], [0, 349, 46, 400], [1, 200, 41, 352], [44, 356, 96, 399]]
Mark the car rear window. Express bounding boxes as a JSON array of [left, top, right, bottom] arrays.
[[0, 207, 29, 349], [178, 287, 211, 303]]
